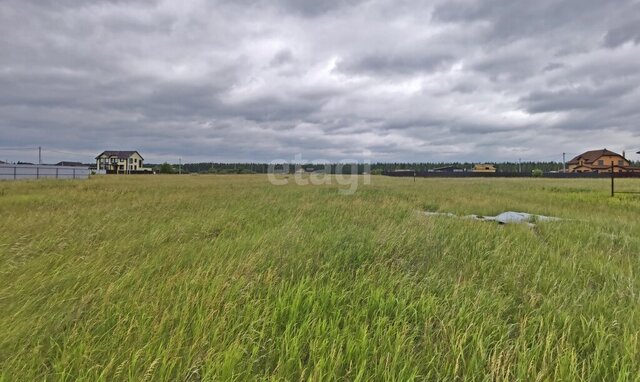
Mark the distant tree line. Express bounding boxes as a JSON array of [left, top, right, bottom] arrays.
[[147, 161, 568, 174]]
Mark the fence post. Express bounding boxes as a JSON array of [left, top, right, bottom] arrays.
[[611, 163, 614, 197], [56, 168, 59, 179], [73, 168, 76, 179], [36, 166, 39, 179], [14, 166, 16, 180]]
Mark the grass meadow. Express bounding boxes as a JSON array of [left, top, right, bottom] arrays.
[[1, 175, 640, 381]]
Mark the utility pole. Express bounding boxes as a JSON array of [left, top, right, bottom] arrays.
[[518, 158, 522, 173], [38, 146, 42, 165], [562, 152, 566, 173], [178, 158, 182, 174]]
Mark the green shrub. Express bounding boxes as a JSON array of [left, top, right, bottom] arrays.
[[158, 162, 175, 174]]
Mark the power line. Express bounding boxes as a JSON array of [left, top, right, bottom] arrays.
[[0, 147, 39, 151], [45, 148, 95, 156], [0, 146, 96, 165]]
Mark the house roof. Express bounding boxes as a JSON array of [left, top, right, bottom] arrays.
[[96, 151, 143, 160], [568, 149, 623, 165], [433, 166, 463, 171]]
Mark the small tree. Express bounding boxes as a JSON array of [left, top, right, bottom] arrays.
[[532, 169, 543, 177], [159, 162, 174, 174]]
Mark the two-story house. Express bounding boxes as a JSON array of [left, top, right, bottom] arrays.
[[567, 149, 635, 173], [96, 151, 144, 174]]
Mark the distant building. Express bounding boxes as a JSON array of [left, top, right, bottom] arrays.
[[433, 166, 466, 173], [567, 149, 638, 173], [96, 151, 145, 174], [55, 161, 85, 167], [392, 169, 415, 174], [472, 164, 496, 173]]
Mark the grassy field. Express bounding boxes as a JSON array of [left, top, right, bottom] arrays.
[[1, 175, 640, 381]]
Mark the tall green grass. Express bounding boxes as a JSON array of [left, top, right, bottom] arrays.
[[1, 175, 639, 380]]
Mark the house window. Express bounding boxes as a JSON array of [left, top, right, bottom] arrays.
[[598, 160, 604, 165], [618, 160, 624, 166]]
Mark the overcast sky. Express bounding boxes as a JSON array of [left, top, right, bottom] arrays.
[[1, 0, 640, 164]]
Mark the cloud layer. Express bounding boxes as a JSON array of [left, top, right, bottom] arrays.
[[1, 0, 640, 163]]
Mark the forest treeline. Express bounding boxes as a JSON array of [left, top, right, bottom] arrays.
[[150, 161, 588, 174]]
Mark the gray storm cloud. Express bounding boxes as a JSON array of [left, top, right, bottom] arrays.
[[1, 0, 639, 163]]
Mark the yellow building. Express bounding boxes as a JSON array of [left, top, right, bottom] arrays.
[[567, 149, 636, 173], [96, 151, 145, 174], [473, 164, 496, 173]]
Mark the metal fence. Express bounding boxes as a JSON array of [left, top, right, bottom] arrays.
[[383, 171, 640, 178], [609, 166, 640, 196], [0, 164, 90, 180]]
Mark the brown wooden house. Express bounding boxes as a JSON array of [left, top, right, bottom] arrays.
[[567, 149, 639, 173]]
